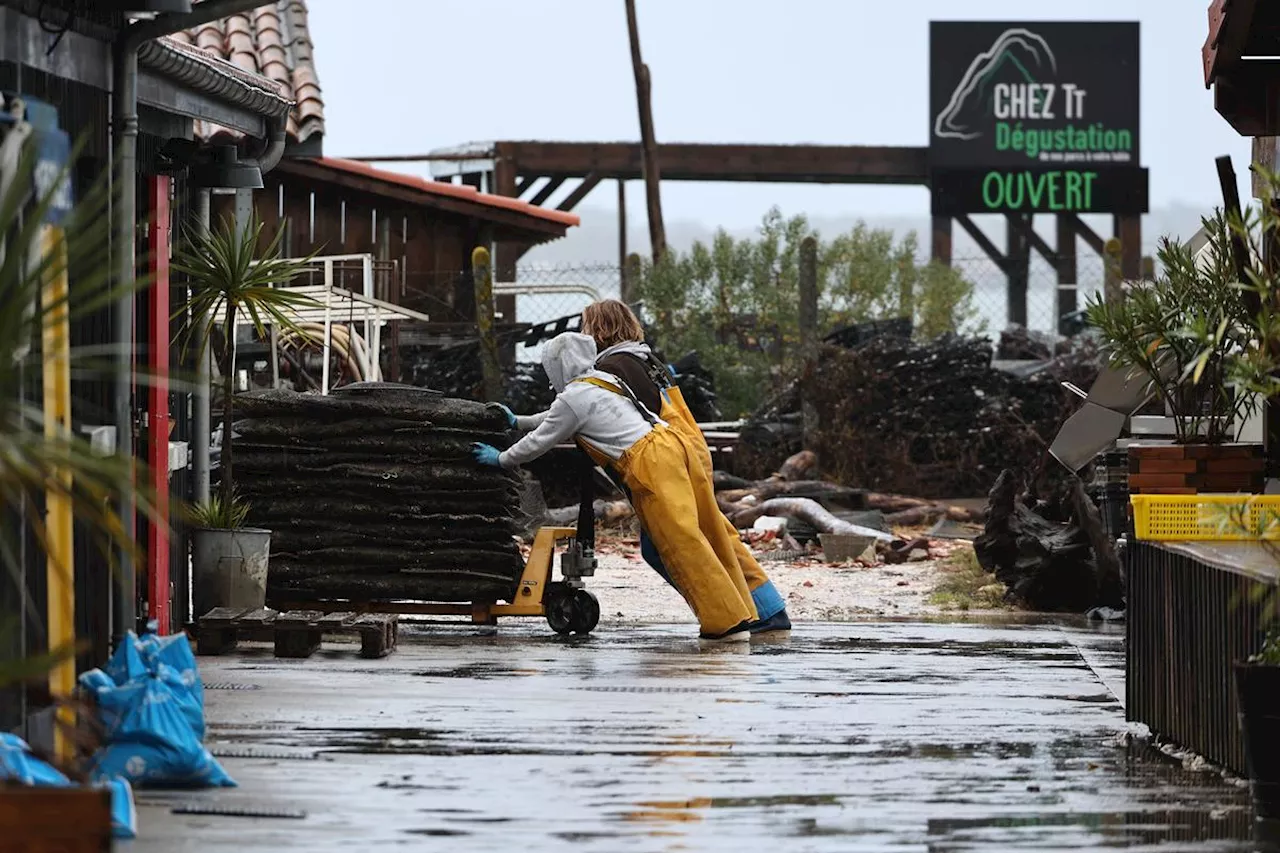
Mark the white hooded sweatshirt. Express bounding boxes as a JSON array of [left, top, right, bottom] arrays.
[[499, 333, 664, 469]]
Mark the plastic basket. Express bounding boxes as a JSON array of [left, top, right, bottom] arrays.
[[1129, 494, 1280, 541]]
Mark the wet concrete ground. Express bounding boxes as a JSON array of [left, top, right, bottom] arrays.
[[127, 621, 1265, 852]]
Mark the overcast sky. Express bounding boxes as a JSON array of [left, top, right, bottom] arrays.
[[307, 0, 1251, 231]]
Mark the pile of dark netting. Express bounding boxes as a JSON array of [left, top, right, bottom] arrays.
[[800, 335, 1099, 498], [734, 328, 1099, 497], [233, 384, 524, 604]]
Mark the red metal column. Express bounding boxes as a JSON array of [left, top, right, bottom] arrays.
[[147, 176, 171, 633]]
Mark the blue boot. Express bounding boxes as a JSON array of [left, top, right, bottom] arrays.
[[747, 581, 791, 635]]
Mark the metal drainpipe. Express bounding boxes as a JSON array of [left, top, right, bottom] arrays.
[[111, 0, 290, 639], [111, 40, 139, 641]]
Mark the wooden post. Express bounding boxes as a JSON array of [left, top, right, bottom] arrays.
[[617, 179, 628, 300], [799, 236, 819, 450], [1055, 214, 1078, 333], [471, 246, 502, 401], [624, 252, 643, 311], [1005, 213, 1031, 328], [625, 0, 667, 262], [930, 215, 952, 266], [798, 236, 819, 353], [492, 158, 519, 323], [1116, 214, 1142, 281], [1103, 237, 1123, 303]]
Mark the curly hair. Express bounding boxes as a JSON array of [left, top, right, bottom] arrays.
[[581, 299, 644, 349]]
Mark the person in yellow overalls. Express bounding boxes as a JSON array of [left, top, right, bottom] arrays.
[[580, 300, 791, 635], [472, 332, 757, 643]]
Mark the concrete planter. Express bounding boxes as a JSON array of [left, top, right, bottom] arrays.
[[1128, 443, 1264, 494], [192, 527, 271, 619], [0, 787, 112, 851]]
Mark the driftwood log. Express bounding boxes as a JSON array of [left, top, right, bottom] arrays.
[[725, 497, 894, 541]]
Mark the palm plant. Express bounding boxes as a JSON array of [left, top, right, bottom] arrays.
[[173, 215, 316, 521], [0, 135, 157, 691]]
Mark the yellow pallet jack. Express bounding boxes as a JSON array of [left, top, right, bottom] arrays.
[[270, 526, 601, 635], [271, 467, 603, 635]]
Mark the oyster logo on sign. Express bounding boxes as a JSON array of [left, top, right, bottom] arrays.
[[933, 27, 1132, 165]]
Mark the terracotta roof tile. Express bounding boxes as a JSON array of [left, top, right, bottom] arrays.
[[184, 0, 325, 146]]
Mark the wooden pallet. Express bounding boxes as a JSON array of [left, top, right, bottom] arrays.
[[197, 607, 398, 659]]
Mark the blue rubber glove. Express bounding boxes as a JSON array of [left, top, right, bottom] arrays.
[[488, 402, 517, 429], [471, 442, 502, 467]]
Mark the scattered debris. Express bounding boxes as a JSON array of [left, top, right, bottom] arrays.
[[972, 469, 1124, 612]]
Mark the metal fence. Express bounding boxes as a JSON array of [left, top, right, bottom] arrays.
[[412, 256, 1106, 361], [951, 254, 1107, 335], [1126, 541, 1275, 775]]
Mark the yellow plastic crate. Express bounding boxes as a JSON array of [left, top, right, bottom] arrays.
[[1130, 494, 1280, 541]]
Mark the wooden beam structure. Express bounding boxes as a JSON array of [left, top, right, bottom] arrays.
[[955, 214, 1007, 273], [557, 171, 602, 212], [489, 141, 930, 185], [528, 176, 567, 208]]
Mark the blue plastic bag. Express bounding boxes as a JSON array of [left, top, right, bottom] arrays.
[[99, 776, 138, 839], [92, 663, 205, 740], [90, 673, 235, 789], [104, 632, 149, 686], [138, 631, 204, 715], [0, 733, 70, 786], [78, 667, 114, 693]]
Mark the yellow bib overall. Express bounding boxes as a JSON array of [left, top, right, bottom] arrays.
[[573, 377, 757, 635], [653, 384, 776, 601]]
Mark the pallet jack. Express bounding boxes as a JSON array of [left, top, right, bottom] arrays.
[[270, 453, 602, 635]]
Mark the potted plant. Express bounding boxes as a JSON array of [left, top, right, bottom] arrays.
[[175, 214, 315, 618], [1087, 209, 1265, 494]]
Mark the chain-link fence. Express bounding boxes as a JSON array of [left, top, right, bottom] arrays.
[[505, 263, 624, 362], [952, 253, 1107, 335]]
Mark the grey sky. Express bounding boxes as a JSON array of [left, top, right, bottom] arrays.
[[307, 0, 1250, 232]]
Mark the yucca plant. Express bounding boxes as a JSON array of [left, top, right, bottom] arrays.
[[173, 215, 317, 523], [0, 134, 158, 692], [188, 492, 250, 530]]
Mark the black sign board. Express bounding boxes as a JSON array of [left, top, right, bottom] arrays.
[[928, 21, 1143, 215], [930, 167, 1148, 215]]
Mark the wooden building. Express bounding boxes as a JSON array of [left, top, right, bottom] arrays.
[[252, 157, 579, 323]]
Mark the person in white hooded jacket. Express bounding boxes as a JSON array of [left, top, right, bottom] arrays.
[[472, 332, 759, 642]]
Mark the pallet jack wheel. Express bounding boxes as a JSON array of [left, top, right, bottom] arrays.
[[546, 584, 599, 635], [571, 589, 600, 635], [545, 583, 576, 635]]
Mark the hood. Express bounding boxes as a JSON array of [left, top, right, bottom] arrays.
[[596, 340, 652, 362], [542, 332, 600, 392]]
